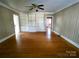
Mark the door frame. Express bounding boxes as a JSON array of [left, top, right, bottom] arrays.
[[13, 14, 20, 34]]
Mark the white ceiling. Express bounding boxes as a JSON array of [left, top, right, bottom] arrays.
[[0, 0, 79, 13]]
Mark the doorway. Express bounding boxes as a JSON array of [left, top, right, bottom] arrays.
[[46, 17, 52, 39], [13, 14, 20, 34]]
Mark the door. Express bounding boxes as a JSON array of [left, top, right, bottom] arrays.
[[13, 14, 20, 34]]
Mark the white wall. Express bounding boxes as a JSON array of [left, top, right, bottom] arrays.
[[20, 12, 53, 32], [53, 3, 79, 47], [0, 5, 18, 40]]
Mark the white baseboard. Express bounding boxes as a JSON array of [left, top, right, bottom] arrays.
[[0, 33, 15, 43], [53, 31, 79, 48], [53, 31, 60, 35]]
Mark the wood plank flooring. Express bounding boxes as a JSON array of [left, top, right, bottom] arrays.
[[0, 32, 79, 58]]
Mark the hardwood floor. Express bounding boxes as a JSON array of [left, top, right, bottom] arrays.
[[0, 32, 79, 58]]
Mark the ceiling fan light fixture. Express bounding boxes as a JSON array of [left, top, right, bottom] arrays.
[[36, 9, 38, 12]]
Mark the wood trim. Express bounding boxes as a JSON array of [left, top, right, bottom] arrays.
[[0, 33, 15, 43], [0, 1, 19, 13], [53, 1, 79, 14], [53, 31, 79, 48]]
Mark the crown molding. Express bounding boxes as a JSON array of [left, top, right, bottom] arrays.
[[53, 1, 79, 14], [0, 1, 20, 13]]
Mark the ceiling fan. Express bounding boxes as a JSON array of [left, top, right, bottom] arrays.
[[25, 4, 44, 12]]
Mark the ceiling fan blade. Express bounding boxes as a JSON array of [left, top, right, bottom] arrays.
[[39, 8, 44, 10], [32, 4, 36, 7], [38, 5, 44, 7], [29, 7, 33, 10]]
